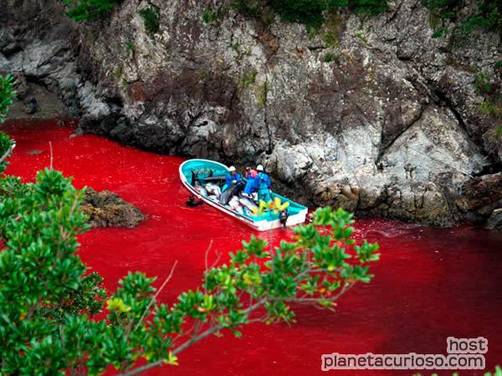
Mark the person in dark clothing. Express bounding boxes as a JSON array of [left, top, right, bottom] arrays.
[[223, 166, 242, 191]]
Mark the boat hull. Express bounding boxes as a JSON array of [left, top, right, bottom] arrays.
[[179, 159, 308, 231]]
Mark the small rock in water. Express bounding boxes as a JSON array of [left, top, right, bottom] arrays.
[[485, 208, 502, 231], [81, 188, 145, 228]]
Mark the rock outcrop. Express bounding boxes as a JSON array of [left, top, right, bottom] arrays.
[[1, 0, 500, 226], [81, 188, 145, 228]]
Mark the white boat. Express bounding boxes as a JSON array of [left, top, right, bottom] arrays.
[[179, 159, 308, 231]]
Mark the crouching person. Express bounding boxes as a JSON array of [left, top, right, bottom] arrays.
[[223, 166, 242, 192]]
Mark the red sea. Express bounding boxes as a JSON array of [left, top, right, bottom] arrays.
[[4, 119, 502, 375]]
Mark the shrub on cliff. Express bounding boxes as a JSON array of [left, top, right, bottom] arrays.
[[0, 74, 15, 124], [0, 74, 16, 173], [232, 0, 388, 27], [62, 0, 121, 22], [138, 6, 160, 35], [424, 0, 502, 35]]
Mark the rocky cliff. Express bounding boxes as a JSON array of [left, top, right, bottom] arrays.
[[1, 0, 501, 226]]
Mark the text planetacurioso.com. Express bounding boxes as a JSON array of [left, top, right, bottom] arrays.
[[321, 353, 485, 371]]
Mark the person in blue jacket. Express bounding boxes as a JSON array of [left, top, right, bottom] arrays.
[[243, 168, 259, 197], [256, 164, 272, 202], [223, 166, 242, 191]]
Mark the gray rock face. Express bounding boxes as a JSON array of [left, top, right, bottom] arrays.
[[1, 0, 501, 226], [486, 209, 502, 231]]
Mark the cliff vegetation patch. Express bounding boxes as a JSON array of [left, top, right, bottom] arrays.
[[231, 0, 388, 28], [139, 5, 160, 35], [424, 0, 502, 37], [62, 0, 121, 22]]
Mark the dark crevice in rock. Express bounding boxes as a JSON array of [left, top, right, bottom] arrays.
[[375, 105, 425, 165], [431, 87, 498, 169], [385, 0, 406, 25], [431, 88, 470, 136]]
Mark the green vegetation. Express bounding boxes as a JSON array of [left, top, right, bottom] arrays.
[[202, 7, 221, 24], [0, 74, 15, 173], [354, 30, 368, 44], [231, 0, 263, 18], [139, 6, 160, 35], [323, 51, 337, 63], [126, 41, 135, 52], [0, 132, 14, 173], [473, 70, 501, 121], [431, 26, 448, 38], [62, 0, 121, 22], [0, 74, 15, 124], [479, 98, 502, 118], [320, 11, 343, 46], [350, 0, 388, 15], [256, 81, 268, 107], [423, 0, 502, 36], [486, 366, 502, 376], [231, 0, 388, 29], [240, 69, 258, 87], [474, 72, 496, 95]]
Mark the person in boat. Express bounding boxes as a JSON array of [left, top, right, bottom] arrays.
[[243, 168, 259, 199], [256, 164, 272, 203], [223, 166, 242, 192], [244, 167, 254, 178], [279, 209, 289, 228]]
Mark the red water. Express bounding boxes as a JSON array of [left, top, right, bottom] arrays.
[[3, 120, 502, 376]]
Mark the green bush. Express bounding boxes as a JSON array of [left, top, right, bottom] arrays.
[[62, 0, 121, 22], [349, 0, 388, 15], [0, 74, 15, 124], [323, 51, 337, 62], [423, 0, 502, 36], [231, 0, 263, 18], [269, 0, 336, 27], [231, 0, 387, 28], [474, 72, 496, 95], [202, 7, 219, 24], [240, 69, 258, 87], [0, 132, 14, 173], [139, 6, 160, 35]]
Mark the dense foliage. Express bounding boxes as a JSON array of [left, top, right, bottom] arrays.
[[424, 0, 502, 36], [232, 0, 388, 27], [0, 74, 15, 124], [0, 74, 16, 173], [62, 0, 121, 22], [138, 6, 160, 35]]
